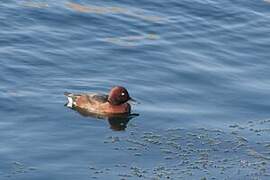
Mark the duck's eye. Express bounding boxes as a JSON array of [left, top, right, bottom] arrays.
[[121, 92, 125, 96]]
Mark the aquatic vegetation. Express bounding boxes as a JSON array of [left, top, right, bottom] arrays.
[[97, 119, 270, 179]]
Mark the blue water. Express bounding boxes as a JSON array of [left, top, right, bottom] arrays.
[[1, 0, 270, 179]]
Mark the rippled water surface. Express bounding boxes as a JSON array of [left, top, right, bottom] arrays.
[[1, 0, 270, 179]]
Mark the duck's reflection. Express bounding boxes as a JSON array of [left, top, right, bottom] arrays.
[[69, 107, 139, 131]]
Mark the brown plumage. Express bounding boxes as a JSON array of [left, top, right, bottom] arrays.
[[64, 86, 134, 115]]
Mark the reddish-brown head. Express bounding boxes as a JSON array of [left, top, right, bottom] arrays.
[[108, 86, 131, 105]]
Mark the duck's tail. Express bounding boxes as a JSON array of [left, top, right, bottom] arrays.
[[64, 92, 74, 108]]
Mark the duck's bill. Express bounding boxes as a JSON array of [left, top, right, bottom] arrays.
[[129, 97, 140, 104]]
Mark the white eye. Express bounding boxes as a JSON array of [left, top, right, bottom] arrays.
[[121, 92, 125, 96]]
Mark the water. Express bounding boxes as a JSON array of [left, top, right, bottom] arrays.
[[1, 0, 270, 179]]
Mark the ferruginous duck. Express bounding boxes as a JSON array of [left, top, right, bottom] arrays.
[[64, 86, 135, 115]]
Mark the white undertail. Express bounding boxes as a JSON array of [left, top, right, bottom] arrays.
[[67, 96, 73, 107]]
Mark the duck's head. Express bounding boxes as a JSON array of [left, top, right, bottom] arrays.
[[108, 86, 134, 105]]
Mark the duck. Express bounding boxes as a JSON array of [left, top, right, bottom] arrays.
[[64, 86, 135, 115]]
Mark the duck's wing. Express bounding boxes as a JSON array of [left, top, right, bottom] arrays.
[[87, 93, 108, 103], [64, 92, 108, 108]]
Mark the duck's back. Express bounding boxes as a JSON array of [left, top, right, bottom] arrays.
[[65, 92, 130, 114]]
